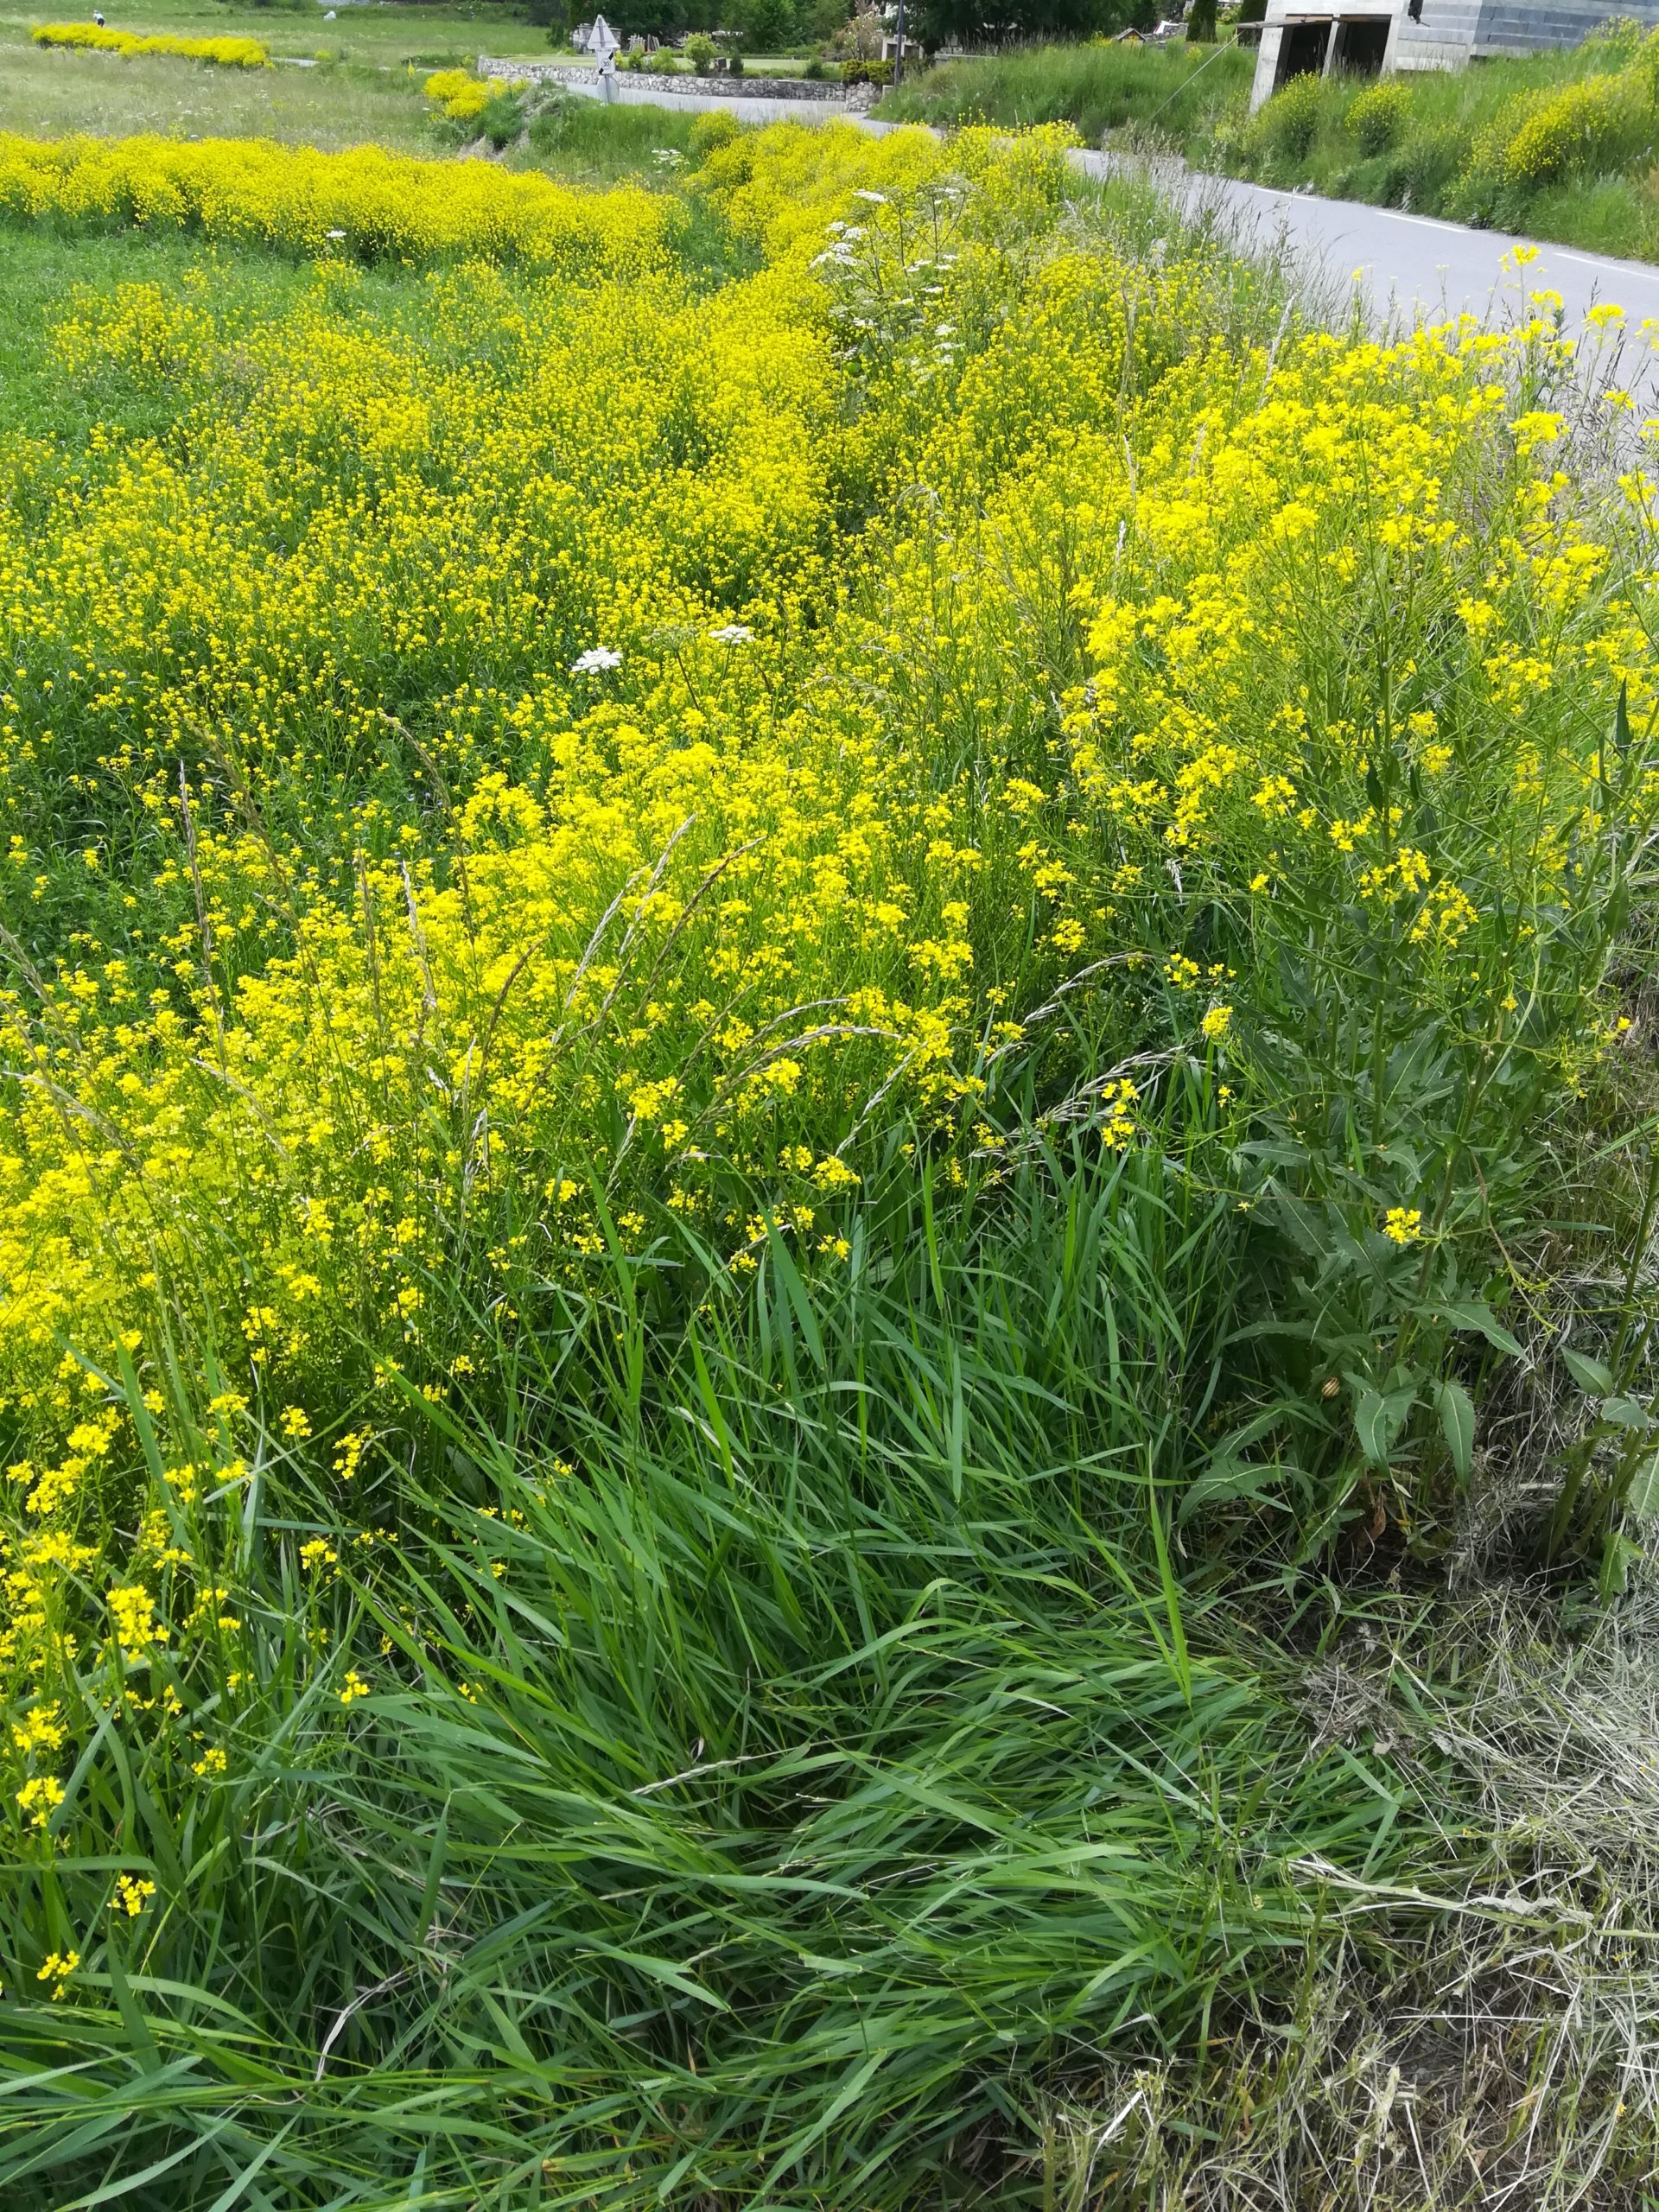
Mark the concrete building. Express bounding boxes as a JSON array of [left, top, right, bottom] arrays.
[[1249, 0, 1659, 111]]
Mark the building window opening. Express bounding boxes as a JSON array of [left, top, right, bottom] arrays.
[[1332, 16, 1390, 74], [1276, 18, 1332, 86]]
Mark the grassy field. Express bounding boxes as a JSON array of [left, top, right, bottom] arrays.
[[883, 22, 1659, 264], [0, 0, 558, 64], [3, 45, 1659, 2212], [0, 2, 538, 153], [0, 3, 719, 179], [880, 35, 1255, 145]]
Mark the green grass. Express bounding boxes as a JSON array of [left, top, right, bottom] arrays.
[[0, 0, 557, 66], [0, 41, 446, 148], [880, 37, 1255, 146], [523, 94, 703, 188], [0, 1145, 1447, 2207]]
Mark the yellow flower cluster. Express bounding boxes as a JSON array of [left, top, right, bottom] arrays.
[[423, 68, 508, 124], [1488, 73, 1638, 189], [0, 130, 664, 271], [32, 22, 270, 68]]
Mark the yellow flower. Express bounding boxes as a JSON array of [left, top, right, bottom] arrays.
[[339, 1669, 370, 1706], [1200, 1005, 1233, 1043], [1382, 1207, 1422, 1246], [36, 1948, 80, 1999], [111, 1874, 156, 1917], [12, 1701, 65, 1757], [1098, 1078, 1139, 1152], [16, 1775, 65, 1828]]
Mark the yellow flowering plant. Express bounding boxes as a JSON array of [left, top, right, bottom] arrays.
[[32, 23, 270, 68], [1, 115, 1658, 2205]]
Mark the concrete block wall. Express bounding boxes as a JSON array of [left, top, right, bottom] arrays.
[[1391, 0, 1481, 70], [1475, 0, 1659, 50]]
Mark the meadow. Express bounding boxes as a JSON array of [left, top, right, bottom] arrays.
[[3, 37, 1659, 2209], [0, 0, 561, 155]]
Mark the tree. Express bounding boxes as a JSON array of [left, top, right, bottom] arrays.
[[730, 0, 798, 49], [604, 0, 720, 35], [1186, 0, 1217, 41], [909, 0, 1141, 53]]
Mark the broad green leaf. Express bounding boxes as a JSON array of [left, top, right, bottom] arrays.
[[1601, 1529, 1643, 1601], [1354, 1383, 1414, 1468], [1434, 1378, 1474, 1483], [1625, 1452, 1659, 1522], [1602, 1394, 1652, 1432], [1433, 1300, 1522, 1358], [1561, 1344, 1614, 1396]]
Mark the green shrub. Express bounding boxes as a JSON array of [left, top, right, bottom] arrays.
[[1346, 76, 1410, 156], [688, 105, 741, 160], [526, 97, 567, 152], [1245, 69, 1325, 163], [1391, 119, 1465, 206], [685, 31, 715, 73], [1502, 71, 1645, 185], [479, 90, 524, 149]]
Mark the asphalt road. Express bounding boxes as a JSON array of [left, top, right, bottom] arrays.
[[1070, 150, 1659, 337]]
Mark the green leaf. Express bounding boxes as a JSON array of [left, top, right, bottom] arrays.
[[1434, 1377, 1474, 1483], [1354, 1382, 1414, 1468], [1600, 1529, 1642, 1601], [1178, 1458, 1291, 1525], [1602, 1395, 1653, 1432], [1561, 1344, 1615, 1397], [1433, 1300, 1522, 1358], [1625, 1452, 1659, 1522]]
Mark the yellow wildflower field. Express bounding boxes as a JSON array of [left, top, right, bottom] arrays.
[[1, 112, 1657, 2201], [0, 110, 1652, 1682]]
